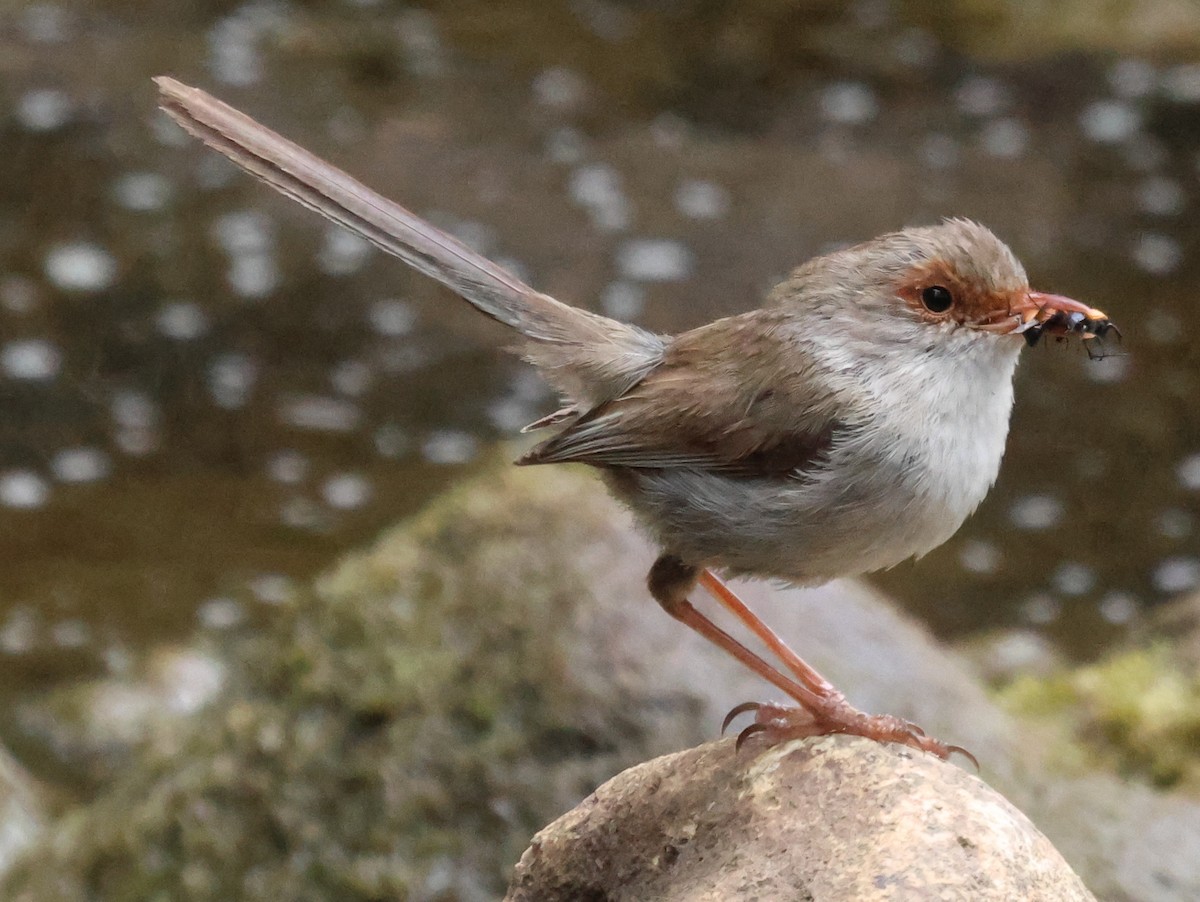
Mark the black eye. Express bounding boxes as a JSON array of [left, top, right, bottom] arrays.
[[921, 285, 954, 313]]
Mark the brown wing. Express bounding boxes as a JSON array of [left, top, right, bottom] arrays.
[[518, 311, 846, 478]]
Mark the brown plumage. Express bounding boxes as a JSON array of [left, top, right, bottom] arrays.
[[519, 309, 842, 477], [155, 77, 1115, 761]]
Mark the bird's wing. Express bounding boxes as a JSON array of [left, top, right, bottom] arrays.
[[519, 311, 848, 478]]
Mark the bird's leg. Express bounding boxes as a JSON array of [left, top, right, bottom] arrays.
[[655, 561, 970, 762], [647, 556, 828, 709], [698, 569, 838, 699]]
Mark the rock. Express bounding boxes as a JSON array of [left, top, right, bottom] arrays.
[[999, 644, 1200, 794], [507, 736, 1095, 902], [1029, 774, 1200, 902], [994, 590, 1200, 801], [956, 628, 1068, 686]]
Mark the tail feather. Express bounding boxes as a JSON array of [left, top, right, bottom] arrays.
[[154, 77, 663, 406]]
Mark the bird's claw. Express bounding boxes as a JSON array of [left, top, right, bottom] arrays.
[[946, 744, 980, 770], [734, 722, 771, 751], [722, 700, 761, 734], [724, 700, 975, 764]]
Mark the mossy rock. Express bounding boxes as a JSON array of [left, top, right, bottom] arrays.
[[0, 460, 706, 901], [999, 644, 1200, 793]]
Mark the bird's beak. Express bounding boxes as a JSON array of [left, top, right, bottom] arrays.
[[975, 290, 1112, 338]]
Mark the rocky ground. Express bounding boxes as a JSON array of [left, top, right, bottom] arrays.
[[0, 455, 1194, 900]]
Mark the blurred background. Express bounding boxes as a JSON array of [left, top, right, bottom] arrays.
[[0, 0, 1197, 731]]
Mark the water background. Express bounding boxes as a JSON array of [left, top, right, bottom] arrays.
[[1, 0, 1198, 702]]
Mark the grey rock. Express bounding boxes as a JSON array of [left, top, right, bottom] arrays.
[[507, 736, 1095, 902], [956, 628, 1068, 686]]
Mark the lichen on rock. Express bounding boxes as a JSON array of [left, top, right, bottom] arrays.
[[999, 643, 1200, 794]]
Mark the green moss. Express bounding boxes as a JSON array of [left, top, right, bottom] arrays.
[[1, 460, 675, 901], [999, 644, 1200, 792]]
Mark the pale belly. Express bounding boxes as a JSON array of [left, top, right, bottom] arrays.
[[603, 434, 1002, 585]]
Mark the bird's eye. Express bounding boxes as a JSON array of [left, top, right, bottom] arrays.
[[920, 285, 954, 313]]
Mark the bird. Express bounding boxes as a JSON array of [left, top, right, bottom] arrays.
[[155, 76, 1116, 760]]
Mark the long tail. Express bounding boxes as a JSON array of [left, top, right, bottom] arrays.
[[154, 77, 663, 406]]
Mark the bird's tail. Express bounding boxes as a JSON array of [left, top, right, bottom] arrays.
[[154, 77, 663, 408]]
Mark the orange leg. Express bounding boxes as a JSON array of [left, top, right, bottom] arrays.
[[698, 569, 837, 698], [649, 556, 973, 763], [660, 597, 829, 710]]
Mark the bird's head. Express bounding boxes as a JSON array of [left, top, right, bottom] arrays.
[[776, 219, 1114, 358]]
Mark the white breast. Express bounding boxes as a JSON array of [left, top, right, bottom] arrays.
[[609, 326, 1024, 585], [861, 329, 1022, 557]]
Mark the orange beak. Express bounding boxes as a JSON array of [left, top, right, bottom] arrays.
[[976, 291, 1116, 344]]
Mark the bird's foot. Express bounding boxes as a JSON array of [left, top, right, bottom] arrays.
[[723, 699, 977, 766]]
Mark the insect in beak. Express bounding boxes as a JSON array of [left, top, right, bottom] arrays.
[[976, 291, 1118, 350]]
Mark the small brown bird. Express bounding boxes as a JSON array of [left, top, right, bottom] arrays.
[[156, 77, 1115, 760]]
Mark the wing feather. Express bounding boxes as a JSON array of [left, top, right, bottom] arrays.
[[518, 311, 846, 478]]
